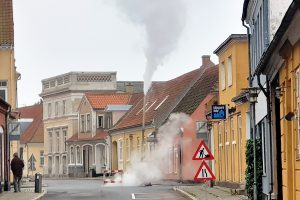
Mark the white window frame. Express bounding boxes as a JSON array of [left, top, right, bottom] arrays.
[[118, 139, 123, 162], [56, 131, 60, 152], [86, 114, 91, 132], [40, 150, 44, 166], [126, 138, 130, 161], [76, 146, 81, 164], [80, 115, 85, 133], [97, 115, 104, 128], [70, 146, 75, 164], [227, 56, 233, 87], [48, 103, 52, 118], [63, 130, 67, 152], [237, 114, 243, 182], [62, 100, 66, 115], [221, 63, 226, 90], [0, 88, 7, 101]]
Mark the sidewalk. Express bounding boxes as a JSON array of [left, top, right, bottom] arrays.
[[174, 185, 248, 200], [0, 181, 47, 200], [0, 188, 46, 200]]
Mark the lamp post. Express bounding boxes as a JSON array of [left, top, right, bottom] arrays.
[[247, 87, 259, 200]]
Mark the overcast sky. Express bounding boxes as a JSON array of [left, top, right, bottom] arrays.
[[13, 0, 245, 107]]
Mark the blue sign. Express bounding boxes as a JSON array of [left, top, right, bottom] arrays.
[[212, 105, 226, 119]]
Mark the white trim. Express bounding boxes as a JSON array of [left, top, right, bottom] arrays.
[[232, 141, 236, 145], [225, 142, 230, 146], [219, 144, 223, 147]]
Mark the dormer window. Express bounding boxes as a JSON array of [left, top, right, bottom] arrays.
[[80, 115, 85, 132], [97, 115, 104, 128]]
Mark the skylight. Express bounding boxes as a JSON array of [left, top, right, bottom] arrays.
[[154, 96, 169, 110]]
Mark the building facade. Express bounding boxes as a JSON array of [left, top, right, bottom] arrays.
[[66, 92, 142, 177], [252, 1, 300, 199], [212, 35, 250, 190], [41, 72, 118, 177]]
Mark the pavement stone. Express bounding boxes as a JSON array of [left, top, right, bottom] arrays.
[[0, 188, 46, 200], [174, 185, 248, 200]]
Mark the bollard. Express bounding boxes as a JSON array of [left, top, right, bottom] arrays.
[[34, 173, 42, 193]]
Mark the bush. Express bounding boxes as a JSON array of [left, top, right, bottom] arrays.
[[245, 138, 263, 200]]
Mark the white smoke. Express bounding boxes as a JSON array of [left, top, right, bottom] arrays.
[[122, 113, 191, 186], [112, 0, 187, 93]]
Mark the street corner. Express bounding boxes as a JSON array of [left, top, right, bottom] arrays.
[[0, 188, 47, 200]]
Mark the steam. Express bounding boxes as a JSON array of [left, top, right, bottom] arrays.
[[112, 0, 187, 93], [122, 113, 190, 186]]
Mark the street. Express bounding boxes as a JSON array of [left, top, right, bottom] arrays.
[[42, 179, 187, 200]]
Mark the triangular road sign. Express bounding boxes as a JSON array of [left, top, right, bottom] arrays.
[[194, 161, 216, 181], [192, 140, 214, 160]]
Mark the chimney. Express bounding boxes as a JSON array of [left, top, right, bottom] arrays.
[[202, 55, 211, 67]]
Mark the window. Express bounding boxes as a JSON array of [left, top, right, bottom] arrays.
[[55, 102, 59, 116], [261, 120, 267, 175], [40, 150, 44, 166], [56, 131, 60, 152], [218, 122, 223, 180], [62, 100, 66, 115], [220, 63, 226, 90], [0, 80, 7, 101], [237, 115, 243, 182], [126, 139, 130, 161], [137, 137, 140, 153], [174, 147, 178, 174], [231, 117, 235, 141], [63, 130, 67, 152], [48, 103, 52, 118], [70, 147, 75, 164], [231, 117, 235, 181], [227, 57, 232, 86], [76, 146, 81, 164], [86, 114, 91, 132], [80, 115, 85, 132], [168, 148, 173, 173], [118, 140, 123, 161], [49, 132, 53, 153], [97, 115, 104, 128], [296, 69, 300, 158]]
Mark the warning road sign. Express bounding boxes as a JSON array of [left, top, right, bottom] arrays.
[[192, 140, 214, 160], [194, 161, 216, 181]]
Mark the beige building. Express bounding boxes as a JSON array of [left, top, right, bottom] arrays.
[[41, 72, 118, 177]]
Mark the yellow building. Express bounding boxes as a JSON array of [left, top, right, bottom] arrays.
[[0, 0, 18, 109], [18, 104, 44, 177], [255, 2, 300, 199], [212, 34, 249, 190]]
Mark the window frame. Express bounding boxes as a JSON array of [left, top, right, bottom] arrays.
[[227, 56, 233, 87]]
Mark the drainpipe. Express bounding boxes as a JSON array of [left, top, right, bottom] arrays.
[[179, 130, 183, 183], [257, 74, 274, 198], [242, 20, 258, 200]]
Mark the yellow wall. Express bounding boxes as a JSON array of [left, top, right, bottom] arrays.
[[23, 143, 44, 177], [0, 49, 17, 108], [111, 128, 154, 171], [278, 39, 300, 200], [213, 38, 249, 187]]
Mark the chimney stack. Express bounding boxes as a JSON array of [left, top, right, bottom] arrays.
[[202, 55, 211, 67]]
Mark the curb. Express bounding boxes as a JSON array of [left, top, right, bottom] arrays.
[[32, 189, 47, 200], [173, 187, 197, 200]]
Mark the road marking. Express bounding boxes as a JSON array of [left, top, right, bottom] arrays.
[[131, 193, 136, 199]]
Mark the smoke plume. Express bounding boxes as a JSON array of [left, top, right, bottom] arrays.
[[112, 0, 187, 93], [121, 113, 191, 186]]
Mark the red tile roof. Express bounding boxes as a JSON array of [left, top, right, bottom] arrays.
[[18, 104, 43, 144], [67, 129, 108, 142], [0, 0, 14, 46], [111, 61, 218, 132], [85, 93, 141, 110]]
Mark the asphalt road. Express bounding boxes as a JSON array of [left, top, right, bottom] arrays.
[[42, 179, 188, 200]]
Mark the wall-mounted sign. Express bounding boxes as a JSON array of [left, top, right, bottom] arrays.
[[211, 105, 226, 119]]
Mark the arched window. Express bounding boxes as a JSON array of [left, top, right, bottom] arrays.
[[76, 146, 81, 164], [70, 146, 75, 164]]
